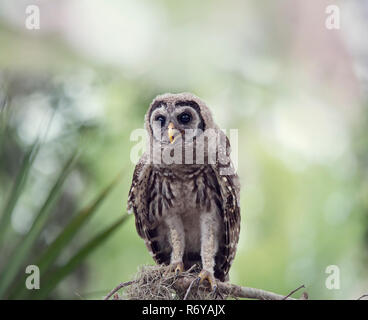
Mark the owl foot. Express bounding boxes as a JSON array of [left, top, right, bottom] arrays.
[[196, 269, 217, 293], [165, 261, 184, 277]]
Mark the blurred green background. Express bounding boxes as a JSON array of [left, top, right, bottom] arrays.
[[0, 0, 367, 299]]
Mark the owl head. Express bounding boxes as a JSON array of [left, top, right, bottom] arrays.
[[145, 92, 216, 146], [144, 92, 233, 172]]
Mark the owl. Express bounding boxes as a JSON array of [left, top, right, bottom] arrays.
[[127, 93, 240, 291]]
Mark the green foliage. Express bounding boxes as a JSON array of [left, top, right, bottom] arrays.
[[33, 214, 129, 299], [0, 139, 41, 246], [0, 112, 128, 298]]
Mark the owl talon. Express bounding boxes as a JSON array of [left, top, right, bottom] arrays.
[[197, 269, 217, 292], [165, 261, 184, 277], [175, 263, 184, 276], [212, 285, 218, 294]]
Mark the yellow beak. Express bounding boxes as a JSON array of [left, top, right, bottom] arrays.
[[168, 122, 175, 144]]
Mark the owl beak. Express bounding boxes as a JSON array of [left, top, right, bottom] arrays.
[[168, 122, 176, 144]]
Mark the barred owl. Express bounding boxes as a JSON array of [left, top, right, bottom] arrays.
[[127, 93, 241, 291]]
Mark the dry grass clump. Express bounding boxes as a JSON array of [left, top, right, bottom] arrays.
[[119, 264, 224, 300]]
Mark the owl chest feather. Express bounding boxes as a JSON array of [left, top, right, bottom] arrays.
[[148, 165, 221, 218]]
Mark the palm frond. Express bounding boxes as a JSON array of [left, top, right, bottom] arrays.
[[0, 151, 78, 298], [33, 214, 130, 299]]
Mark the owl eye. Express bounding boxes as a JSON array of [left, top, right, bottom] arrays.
[[178, 112, 192, 124], [155, 115, 166, 127]]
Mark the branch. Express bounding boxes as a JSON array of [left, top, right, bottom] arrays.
[[174, 276, 302, 300], [104, 280, 137, 300]]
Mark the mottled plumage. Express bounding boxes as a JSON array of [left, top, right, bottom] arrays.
[[127, 93, 240, 286]]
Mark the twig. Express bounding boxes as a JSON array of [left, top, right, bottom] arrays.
[[185, 264, 198, 273], [283, 284, 305, 300], [183, 277, 198, 300], [104, 280, 137, 300]]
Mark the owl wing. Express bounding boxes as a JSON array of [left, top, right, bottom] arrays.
[[127, 152, 151, 238], [212, 132, 241, 281], [127, 153, 168, 264]]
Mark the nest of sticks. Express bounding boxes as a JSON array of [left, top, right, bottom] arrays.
[[104, 264, 308, 300]]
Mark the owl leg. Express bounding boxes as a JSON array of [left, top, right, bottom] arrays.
[[197, 211, 219, 292], [165, 215, 185, 276]]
